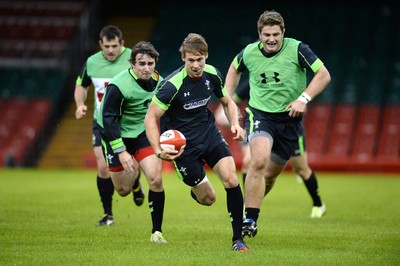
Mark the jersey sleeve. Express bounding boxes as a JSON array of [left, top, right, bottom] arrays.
[[152, 79, 177, 111], [75, 62, 92, 88], [298, 43, 324, 73], [102, 84, 125, 153], [211, 66, 226, 99], [232, 49, 248, 73]]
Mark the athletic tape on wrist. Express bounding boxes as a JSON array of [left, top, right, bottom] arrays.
[[298, 92, 311, 104]]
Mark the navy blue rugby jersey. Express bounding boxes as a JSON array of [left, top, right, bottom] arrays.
[[153, 64, 226, 146]]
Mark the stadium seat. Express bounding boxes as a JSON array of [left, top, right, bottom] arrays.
[[0, 98, 52, 166], [326, 104, 356, 156], [0, 123, 10, 148], [0, 98, 29, 166], [376, 105, 400, 160], [0, 1, 86, 17], [18, 99, 52, 132], [303, 103, 333, 163], [0, 18, 78, 40], [351, 105, 380, 162], [0, 135, 31, 166], [0, 98, 29, 129]]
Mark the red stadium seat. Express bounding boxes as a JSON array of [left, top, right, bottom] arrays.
[[0, 99, 29, 136], [0, 1, 86, 17], [376, 105, 400, 160], [303, 103, 333, 163], [0, 99, 52, 166], [326, 104, 356, 156], [351, 105, 380, 162]]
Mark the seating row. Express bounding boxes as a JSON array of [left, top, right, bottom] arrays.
[[0, 17, 78, 40], [0, 68, 67, 102], [0, 98, 53, 166], [0, 1, 86, 17], [212, 103, 400, 173], [0, 40, 69, 59], [303, 104, 399, 172]]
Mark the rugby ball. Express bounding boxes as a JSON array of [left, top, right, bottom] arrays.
[[160, 129, 186, 151]]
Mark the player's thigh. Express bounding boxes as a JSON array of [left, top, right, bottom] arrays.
[[249, 135, 272, 167]]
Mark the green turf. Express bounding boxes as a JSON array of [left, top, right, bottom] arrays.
[[0, 169, 399, 265]]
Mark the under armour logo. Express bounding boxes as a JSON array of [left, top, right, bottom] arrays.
[[260, 72, 280, 84], [184, 92, 190, 97], [254, 120, 260, 129]]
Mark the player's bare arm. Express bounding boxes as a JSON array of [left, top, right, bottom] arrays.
[[144, 101, 180, 161], [286, 65, 331, 117], [74, 85, 88, 119], [306, 65, 331, 99], [219, 95, 244, 141], [225, 63, 242, 97], [118, 150, 136, 175]]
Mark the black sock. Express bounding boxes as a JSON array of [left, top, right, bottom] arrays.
[[303, 172, 322, 206], [149, 190, 165, 233], [245, 207, 260, 222], [242, 173, 247, 191], [226, 185, 244, 242], [132, 169, 141, 190], [97, 176, 114, 216]]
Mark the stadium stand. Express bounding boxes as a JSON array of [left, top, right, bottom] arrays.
[[38, 15, 157, 169], [351, 105, 381, 162], [375, 106, 400, 170], [152, 2, 399, 173], [0, 0, 90, 167], [1, 1, 399, 172], [302, 103, 333, 161]]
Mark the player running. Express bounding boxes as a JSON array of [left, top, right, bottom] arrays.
[[97, 41, 167, 244], [74, 25, 145, 226], [145, 33, 250, 252]]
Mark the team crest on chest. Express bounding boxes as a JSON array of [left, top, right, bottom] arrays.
[[205, 80, 211, 90]]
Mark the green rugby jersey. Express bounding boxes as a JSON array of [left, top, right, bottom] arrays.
[[234, 38, 308, 113], [76, 47, 131, 119], [98, 68, 162, 149]]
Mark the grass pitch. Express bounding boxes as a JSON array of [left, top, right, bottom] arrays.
[[0, 168, 399, 265]]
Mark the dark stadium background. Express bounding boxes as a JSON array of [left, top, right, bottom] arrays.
[[0, 0, 398, 172]]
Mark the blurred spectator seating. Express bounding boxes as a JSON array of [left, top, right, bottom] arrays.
[[0, 1, 86, 167]]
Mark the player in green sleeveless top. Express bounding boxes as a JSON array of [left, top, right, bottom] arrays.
[[215, 81, 327, 219], [97, 41, 167, 244], [74, 26, 144, 226], [225, 10, 331, 238]]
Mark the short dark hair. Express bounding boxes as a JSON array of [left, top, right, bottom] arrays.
[[130, 41, 159, 64], [257, 10, 285, 33], [99, 25, 123, 41]]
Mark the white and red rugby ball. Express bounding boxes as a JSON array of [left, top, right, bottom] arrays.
[[160, 129, 186, 151]]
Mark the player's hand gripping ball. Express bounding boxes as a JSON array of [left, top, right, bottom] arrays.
[[160, 130, 186, 151]]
